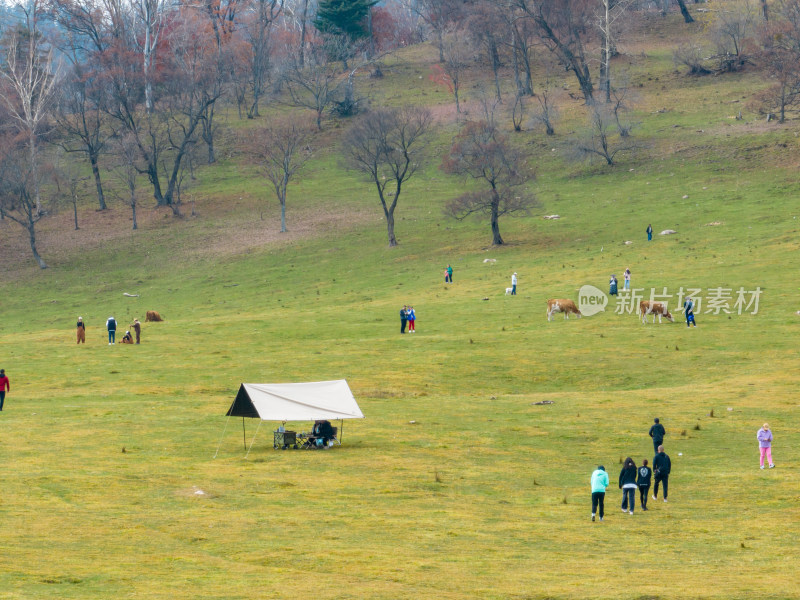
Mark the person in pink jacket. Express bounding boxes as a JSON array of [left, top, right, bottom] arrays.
[[757, 423, 774, 469]]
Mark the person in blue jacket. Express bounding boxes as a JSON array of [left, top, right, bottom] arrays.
[[684, 297, 697, 327], [591, 465, 609, 522], [609, 274, 618, 296], [647, 224, 653, 241]]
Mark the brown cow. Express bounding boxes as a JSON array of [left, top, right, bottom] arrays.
[[547, 299, 582, 321], [145, 310, 163, 322], [640, 301, 674, 324]]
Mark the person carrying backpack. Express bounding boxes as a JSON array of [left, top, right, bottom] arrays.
[[106, 316, 117, 345]]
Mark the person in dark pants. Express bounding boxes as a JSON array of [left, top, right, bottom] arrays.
[[609, 274, 618, 296], [649, 418, 665, 454], [637, 459, 652, 511], [0, 369, 9, 411], [106, 316, 117, 344], [653, 445, 672, 502], [647, 224, 653, 241], [684, 296, 697, 327], [591, 465, 609, 522], [400, 305, 408, 334], [132, 318, 141, 344], [619, 457, 638, 515], [446, 264, 453, 283]]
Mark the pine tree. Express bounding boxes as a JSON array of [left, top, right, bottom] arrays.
[[314, 0, 376, 40]]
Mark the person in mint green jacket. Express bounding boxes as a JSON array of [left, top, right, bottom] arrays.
[[591, 466, 609, 522]]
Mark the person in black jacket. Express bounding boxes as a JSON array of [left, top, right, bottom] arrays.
[[310, 420, 335, 448], [652, 446, 672, 502], [619, 457, 638, 515], [649, 418, 665, 454], [400, 306, 408, 334], [637, 459, 653, 511]]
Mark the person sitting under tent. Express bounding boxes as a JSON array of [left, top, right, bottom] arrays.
[[121, 331, 134, 344], [308, 419, 335, 448]]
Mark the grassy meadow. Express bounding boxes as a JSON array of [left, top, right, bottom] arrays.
[[1, 13, 800, 600]]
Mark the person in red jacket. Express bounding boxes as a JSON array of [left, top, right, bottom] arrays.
[[0, 369, 9, 411]]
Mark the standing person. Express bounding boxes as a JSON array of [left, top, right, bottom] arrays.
[[637, 459, 652, 511], [609, 274, 618, 296], [400, 306, 408, 334], [623, 268, 631, 290], [76, 317, 86, 344], [649, 418, 666, 454], [446, 264, 453, 283], [684, 296, 697, 327], [591, 465, 609, 522], [407, 306, 416, 333], [0, 369, 9, 411], [619, 457, 638, 515], [106, 316, 117, 345], [647, 224, 653, 241], [652, 445, 671, 502], [511, 272, 517, 295], [132, 318, 141, 344], [757, 423, 775, 469]]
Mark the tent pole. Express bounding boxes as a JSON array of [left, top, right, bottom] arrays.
[[341, 419, 344, 443], [243, 417, 246, 449]]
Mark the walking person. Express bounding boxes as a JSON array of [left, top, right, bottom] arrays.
[[652, 445, 671, 502], [684, 296, 697, 327], [76, 317, 86, 344], [132, 318, 141, 344], [619, 457, 638, 515], [400, 306, 408, 334], [609, 274, 618, 296], [591, 465, 609, 522], [106, 316, 117, 345], [637, 459, 652, 511], [757, 423, 775, 469], [623, 268, 631, 290], [407, 306, 416, 333], [647, 224, 653, 241], [0, 369, 9, 411], [445, 264, 453, 283], [511, 272, 517, 295], [649, 418, 666, 455]]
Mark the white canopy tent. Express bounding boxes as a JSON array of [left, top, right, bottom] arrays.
[[217, 380, 364, 455]]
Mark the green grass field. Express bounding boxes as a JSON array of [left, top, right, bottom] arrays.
[[2, 16, 800, 599]]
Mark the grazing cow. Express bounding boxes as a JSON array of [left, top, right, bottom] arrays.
[[547, 299, 582, 321], [640, 301, 674, 324], [145, 310, 163, 322]]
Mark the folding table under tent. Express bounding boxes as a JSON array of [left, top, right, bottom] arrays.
[[218, 380, 365, 456]]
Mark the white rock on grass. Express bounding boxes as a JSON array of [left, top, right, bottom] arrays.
[[483, 258, 497, 263], [660, 229, 677, 235]]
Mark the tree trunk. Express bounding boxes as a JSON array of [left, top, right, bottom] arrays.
[[28, 222, 47, 269], [386, 210, 397, 246], [280, 176, 288, 232], [90, 152, 107, 210], [73, 193, 79, 230], [490, 39, 502, 102], [676, 0, 695, 23], [491, 190, 503, 245], [132, 198, 138, 230], [299, 0, 309, 67], [29, 134, 42, 215], [761, 0, 768, 20], [437, 27, 444, 62]]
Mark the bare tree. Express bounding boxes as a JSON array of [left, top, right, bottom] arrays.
[[513, 0, 596, 103], [131, 0, 168, 113], [246, 120, 313, 232], [243, 0, 284, 118], [572, 103, 640, 165], [710, 0, 758, 72], [407, 0, 461, 62], [597, 0, 635, 103], [342, 106, 432, 247], [283, 43, 342, 129], [751, 1, 800, 121], [439, 31, 472, 115], [110, 134, 142, 229], [442, 107, 537, 245], [0, 137, 49, 268], [0, 2, 62, 215]]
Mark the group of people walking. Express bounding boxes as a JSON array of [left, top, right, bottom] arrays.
[[590, 418, 672, 522], [399, 306, 417, 334], [76, 316, 142, 344]]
